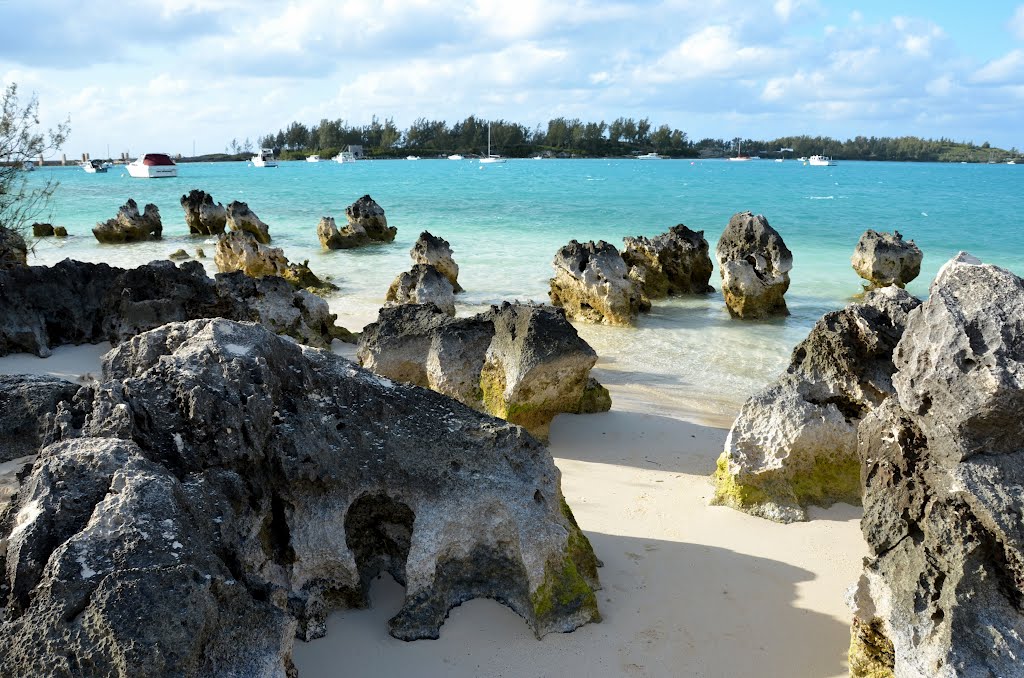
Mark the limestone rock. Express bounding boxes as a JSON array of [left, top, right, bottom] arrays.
[[280, 260, 339, 296], [851, 254, 1024, 677], [0, 375, 80, 462], [386, 264, 456, 315], [712, 286, 920, 522], [0, 319, 600, 674], [318, 196, 396, 249], [549, 240, 649, 326], [0, 259, 352, 357], [225, 200, 271, 244], [358, 302, 611, 439], [715, 212, 792, 318], [180, 189, 227, 236], [169, 248, 190, 261], [92, 199, 162, 243], [31, 223, 54, 238], [53, 226, 68, 238], [411, 231, 462, 292], [215, 230, 288, 278], [0, 226, 27, 270], [622, 224, 714, 298], [851, 229, 922, 289], [195, 247, 206, 259]]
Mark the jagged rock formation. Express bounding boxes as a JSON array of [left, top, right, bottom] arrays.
[[180, 190, 228, 236], [549, 240, 649, 326], [0, 319, 600, 676], [0, 226, 27, 270], [31, 223, 54, 237], [385, 264, 456, 315], [0, 259, 352, 357], [225, 200, 271, 244], [411, 231, 462, 292], [622, 224, 714, 298], [318, 196, 396, 249], [0, 375, 79, 463], [715, 212, 792, 318], [92, 199, 162, 243], [712, 286, 920, 523], [849, 253, 1024, 677], [215, 231, 337, 296], [358, 302, 611, 439], [851, 229, 923, 289]]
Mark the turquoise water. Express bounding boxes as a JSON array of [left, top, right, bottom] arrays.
[[24, 159, 1024, 425]]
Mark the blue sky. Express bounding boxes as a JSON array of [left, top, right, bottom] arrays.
[[1, 0, 1022, 157]]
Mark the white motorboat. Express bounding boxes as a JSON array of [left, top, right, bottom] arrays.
[[334, 151, 356, 163], [447, 154, 464, 160], [637, 152, 664, 160], [81, 159, 107, 174], [796, 156, 808, 162], [406, 155, 420, 161], [251, 148, 278, 168], [126, 153, 177, 178], [306, 154, 321, 162], [808, 155, 836, 166], [479, 124, 506, 164]]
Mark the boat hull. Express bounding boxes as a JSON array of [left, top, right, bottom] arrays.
[[479, 157, 506, 164], [126, 164, 177, 178]]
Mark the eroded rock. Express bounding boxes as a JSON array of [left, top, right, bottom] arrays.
[[31, 223, 54, 238], [318, 196, 396, 249], [411, 231, 462, 292], [0, 375, 80, 462], [226, 201, 271, 244], [712, 286, 920, 522], [358, 302, 611, 439], [180, 189, 228, 236], [215, 231, 337, 296], [385, 264, 456, 315], [851, 229, 923, 289], [622, 224, 714, 298], [0, 226, 27, 270], [92, 199, 162, 244], [715, 212, 792, 318], [549, 240, 649, 326]]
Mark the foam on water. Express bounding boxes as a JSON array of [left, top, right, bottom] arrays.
[[24, 159, 1024, 425]]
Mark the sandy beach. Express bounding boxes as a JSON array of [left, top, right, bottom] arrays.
[[0, 341, 865, 677]]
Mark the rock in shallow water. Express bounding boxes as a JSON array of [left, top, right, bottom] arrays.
[[549, 239, 649, 326], [411, 231, 462, 292], [180, 189, 227, 236], [622, 224, 714, 298], [385, 264, 456, 315], [92, 199, 162, 244], [0, 318, 600, 675], [851, 229, 922, 289], [318, 196, 396, 249], [715, 211, 792, 319]]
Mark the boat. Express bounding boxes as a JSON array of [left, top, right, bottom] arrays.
[[479, 124, 506, 164], [447, 154, 464, 160], [306, 154, 321, 162], [333, 151, 356, 163], [796, 156, 808, 162], [23, 160, 35, 171], [126, 153, 177, 178], [776, 147, 793, 163], [81, 159, 108, 174], [637, 152, 664, 160], [727, 139, 751, 161], [251, 148, 278, 168], [406, 155, 420, 161], [1008, 160, 1018, 165], [808, 155, 836, 166]]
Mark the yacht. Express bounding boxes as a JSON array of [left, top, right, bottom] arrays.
[[81, 159, 108, 174], [126, 153, 177, 178], [808, 155, 836, 166], [479, 124, 506, 164], [406, 155, 420, 161], [251, 148, 278, 168], [637, 152, 664, 160], [334, 151, 356, 163], [728, 139, 751, 161], [306, 154, 321, 162], [447, 154, 464, 160]]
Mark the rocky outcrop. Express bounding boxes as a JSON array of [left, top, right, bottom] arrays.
[[0, 259, 352, 357], [225, 200, 271, 244], [180, 189, 227, 236], [318, 196, 396, 249], [0, 375, 80, 462], [851, 229, 923, 289], [385, 264, 456, 315], [92, 199, 162, 244], [715, 212, 792, 318], [622, 224, 714, 298], [215, 231, 337, 295], [358, 302, 611, 439], [0, 319, 600, 675], [0, 226, 27, 270], [53, 226, 68, 238], [411, 231, 462, 292], [31, 223, 54, 237], [712, 286, 920, 523], [549, 240, 649, 326], [169, 249, 190, 261], [849, 253, 1024, 677]]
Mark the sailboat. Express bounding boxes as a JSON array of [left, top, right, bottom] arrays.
[[479, 123, 506, 164], [727, 138, 751, 161]]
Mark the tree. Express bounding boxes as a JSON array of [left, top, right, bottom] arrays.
[[0, 83, 69, 265]]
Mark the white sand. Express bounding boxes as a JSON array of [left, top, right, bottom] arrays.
[[0, 342, 867, 678]]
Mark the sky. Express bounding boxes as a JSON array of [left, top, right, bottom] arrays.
[[1, 0, 1022, 157]]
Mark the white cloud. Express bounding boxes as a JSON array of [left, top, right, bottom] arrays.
[[637, 25, 787, 83], [971, 49, 1024, 85], [1011, 5, 1024, 40]]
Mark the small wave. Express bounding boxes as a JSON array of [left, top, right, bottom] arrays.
[[806, 195, 835, 200]]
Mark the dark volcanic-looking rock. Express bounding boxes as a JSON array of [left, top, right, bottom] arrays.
[[225, 200, 271, 244], [712, 286, 920, 522], [31, 223, 55, 238], [0, 375, 80, 462], [622, 224, 714, 298], [92, 199, 162, 243], [849, 253, 1024, 677], [0, 259, 352, 357], [0, 226, 27, 270], [385, 264, 456, 315], [411, 231, 462, 292], [0, 319, 600, 676], [358, 302, 611, 439], [319, 196, 396, 249], [851, 229, 923, 289], [715, 212, 792, 318], [180, 189, 228, 236], [549, 240, 649, 326], [53, 226, 68, 238]]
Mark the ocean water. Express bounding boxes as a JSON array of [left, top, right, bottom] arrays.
[[23, 159, 1024, 426]]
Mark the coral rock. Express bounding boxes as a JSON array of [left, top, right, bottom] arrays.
[[411, 231, 462, 292], [851, 229, 923, 289], [31, 223, 54, 238], [549, 240, 649, 326], [180, 189, 228, 236], [92, 199, 162, 243], [622, 224, 714, 298], [0, 374, 80, 462], [386, 264, 456, 315], [715, 212, 792, 318], [226, 200, 271, 244], [0, 226, 27, 270], [318, 196, 396, 249], [215, 230, 289, 279], [53, 226, 68, 238]]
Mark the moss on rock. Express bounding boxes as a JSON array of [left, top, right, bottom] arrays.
[[530, 496, 602, 627], [848, 617, 895, 678]]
